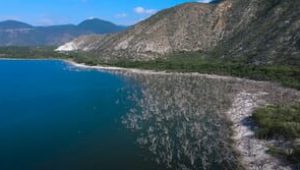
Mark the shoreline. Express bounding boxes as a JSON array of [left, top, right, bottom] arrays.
[[64, 59, 274, 84], [227, 92, 291, 170], [0, 57, 288, 87], [0, 58, 264, 84], [65, 60, 294, 170], [0, 57, 60, 61], [0, 57, 295, 169], [0, 57, 241, 80]]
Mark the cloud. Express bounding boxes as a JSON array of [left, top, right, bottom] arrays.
[[115, 13, 128, 19], [87, 16, 96, 20], [197, 0, 212, 3], [134, 7, 157, 15]]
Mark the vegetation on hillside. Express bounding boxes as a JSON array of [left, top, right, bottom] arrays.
[[253, 104, 300, 139], [253, 104, 300, 165], [0, 47, 299, 90], [107, 53, 300, 90], [0, 46, 67, 59]]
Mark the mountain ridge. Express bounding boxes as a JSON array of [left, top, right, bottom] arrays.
[[57, 1, 230, 60], [0, 20, 33, 29], [57, 0, 300, 65], [0, 19, 127, 46], [56, 2, 226, 59]]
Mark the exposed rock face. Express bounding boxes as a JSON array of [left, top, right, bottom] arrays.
[[58, 0, 300, 64], [55, 35, 105, 51], [58, 2, 231, 60], [209, 0, 300, 65]]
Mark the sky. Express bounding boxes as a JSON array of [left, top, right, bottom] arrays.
[[0, 0, 212, 26]]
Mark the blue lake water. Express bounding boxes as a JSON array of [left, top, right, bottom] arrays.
[[0, 60, 162, 170], [0, 59, 244, 170]]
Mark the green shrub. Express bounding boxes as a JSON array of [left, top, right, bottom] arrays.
[[253, 104, 300, 139], [288, 146, 300, 164]]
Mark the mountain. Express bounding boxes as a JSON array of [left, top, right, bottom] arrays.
[[57, 0, 300, 65], [78, 18, 126, 34], [57, 2, 226, 60], [213, 0, 300, 66], [0, 20, 32, 29], [209, 0, 224, 4], [0, 19, 127, 46]]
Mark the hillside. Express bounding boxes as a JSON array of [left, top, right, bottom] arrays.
[[214, 0, 300, 66], [0, 19, 127, 46], [57, 0, 300, 65], [57, 2, 228, 60], [78, 18, 127, 34]]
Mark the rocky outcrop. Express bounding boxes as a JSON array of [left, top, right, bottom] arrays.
[[215, 0, 300, 65]]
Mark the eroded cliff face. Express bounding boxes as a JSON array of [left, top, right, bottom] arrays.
[[216, 0, 300, 65], [58, 0, 300, 64]]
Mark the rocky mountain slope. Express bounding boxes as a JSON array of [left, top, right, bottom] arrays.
[[214, 0, 300, 66], [0, 19, 126, 46], [57, 0, 300, 65], [57, 2, 229, 60]]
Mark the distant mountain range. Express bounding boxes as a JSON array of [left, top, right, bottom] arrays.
[[0, 19, 127, 46], [57, 0, 300, 65]]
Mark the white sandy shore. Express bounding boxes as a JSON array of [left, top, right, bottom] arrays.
[[227, 92, 291, 170], [1, 58, 240, 80], [0, 58, 280, 84], [64, 60, 267, 83]]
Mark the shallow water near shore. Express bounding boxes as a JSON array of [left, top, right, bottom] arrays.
[[1, 59, 297, 170]]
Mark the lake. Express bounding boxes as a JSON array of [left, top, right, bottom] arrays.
[[1, 59, 290, 170], [0, 60, 165, 170]]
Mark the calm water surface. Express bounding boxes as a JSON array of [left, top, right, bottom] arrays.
[[0, 60, 161, 170], [0, 59, 249, 170]]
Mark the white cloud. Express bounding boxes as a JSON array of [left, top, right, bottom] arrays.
[[115, 13, 128, 19], [87, 16, 96, 20], [197, 0, 212, 3], [134, 7, 157, 15]]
